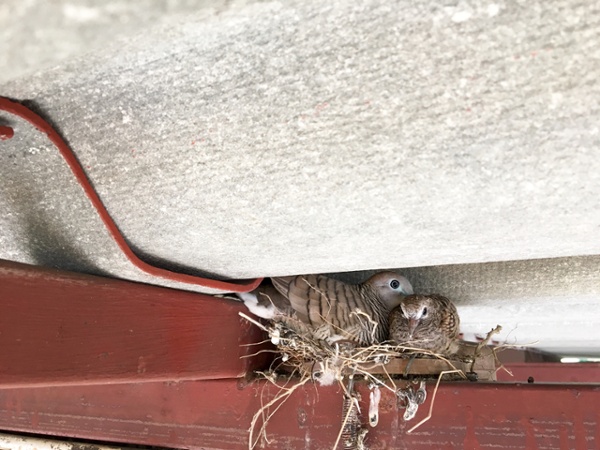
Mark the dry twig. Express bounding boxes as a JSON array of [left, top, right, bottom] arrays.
[[406, 369, 464, 434], [239, 312, 495, 449], [470, 325, 502, 372]]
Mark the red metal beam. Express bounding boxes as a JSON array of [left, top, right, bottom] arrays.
[[0, 260, 268, 387], [0, 380, 598, 449], [498, 362, 600, 384], [2, 259, 599, 448]]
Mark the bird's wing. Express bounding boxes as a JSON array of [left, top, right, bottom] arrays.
[[271, 276, 308, 323], [256, 284, 292, 312], [271, 274, 365, 331], [431, 294, 460, 338]]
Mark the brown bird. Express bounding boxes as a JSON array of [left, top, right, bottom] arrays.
[[388, 294, 460, 355], [239, 272, 414, 346]]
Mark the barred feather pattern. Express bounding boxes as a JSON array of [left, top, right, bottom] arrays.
[[268, 272, 411, 346]]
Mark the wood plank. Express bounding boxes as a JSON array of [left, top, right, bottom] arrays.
[[365, 353, 497, 381], [0, 260, 269, 387], [0, 379, 598, 449], [294, 354, 496, 382], [289, 342, 498, 381]]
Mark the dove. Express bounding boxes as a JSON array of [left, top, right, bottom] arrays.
[[238, 272, 414, 346], [388, 294, 460, 355]]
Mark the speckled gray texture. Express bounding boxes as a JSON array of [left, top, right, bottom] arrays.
[[1, 1, 599, 351], [0, 0, 260, 84]]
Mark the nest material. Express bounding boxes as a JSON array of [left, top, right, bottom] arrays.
[[242, 312, 467, 386], [240, 312, 503, 449]]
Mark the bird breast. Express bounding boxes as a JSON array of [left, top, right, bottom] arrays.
[[388, 294, 460, 354]]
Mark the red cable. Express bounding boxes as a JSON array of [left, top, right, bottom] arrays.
[[0, 97, 262, 292]]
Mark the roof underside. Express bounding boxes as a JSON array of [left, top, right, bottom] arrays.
[[1, 0, 599, 356]]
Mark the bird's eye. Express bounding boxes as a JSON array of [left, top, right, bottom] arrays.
[[422, 307, 428, 317], [390, 279, 400, 289]]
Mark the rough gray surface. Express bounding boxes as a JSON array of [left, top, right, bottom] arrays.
[[0, 0, 260, 84], [1, 0, 599, 354]]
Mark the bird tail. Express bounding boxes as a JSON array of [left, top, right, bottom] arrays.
[[236, 291, 277, 319]]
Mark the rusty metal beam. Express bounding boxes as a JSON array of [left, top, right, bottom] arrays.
[[0, 259, 268, 387], [0, 380, 598, 449]]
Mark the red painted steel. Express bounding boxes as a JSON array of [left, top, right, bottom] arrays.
[[0, 380, 598, 449], [0, 259, 269, 387], [0, 96, 262, 292], [498, 362, 600, 384], [0, 125, 14, 140], [1, 255, 598, 448]]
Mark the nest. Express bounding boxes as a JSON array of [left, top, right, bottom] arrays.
[[239, 312, 505, 449], [241, 312, 477, 384]]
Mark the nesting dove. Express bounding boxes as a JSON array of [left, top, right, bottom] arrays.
[[388, 294, 460, 355], [239, 272, 414, 346]]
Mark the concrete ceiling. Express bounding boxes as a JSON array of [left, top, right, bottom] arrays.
[[1, 0, 599, 356]]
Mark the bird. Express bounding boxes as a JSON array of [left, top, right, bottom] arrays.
[[238, 271, 414, 346], [388, 294, 460, 355]]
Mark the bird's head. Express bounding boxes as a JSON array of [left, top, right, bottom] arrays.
[[399, 295, 435, 338], [366, 271, 414, 309]]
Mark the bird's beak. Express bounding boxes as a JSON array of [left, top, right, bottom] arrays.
[[408, 318, 420, 337]]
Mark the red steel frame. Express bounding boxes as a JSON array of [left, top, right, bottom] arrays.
[[1, 259, 599, 449], [0, 381, 598, 449], [0, 259, 268, 387]]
